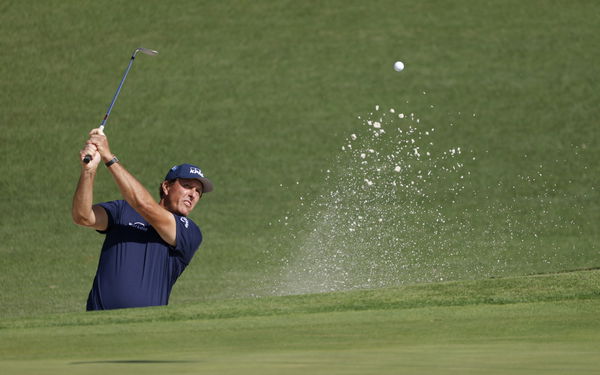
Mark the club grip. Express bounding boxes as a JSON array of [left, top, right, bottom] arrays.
[[83, 154, 92, 164]]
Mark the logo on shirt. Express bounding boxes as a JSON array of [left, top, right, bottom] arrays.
[[180, 217, 189, 228], [190, 167, 204, 177], [128, 222, 148, 231]]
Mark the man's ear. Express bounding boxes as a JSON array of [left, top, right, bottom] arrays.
[[161, 180, 171, 197]]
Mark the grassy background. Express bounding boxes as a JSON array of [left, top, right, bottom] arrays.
[[0, 0, 598, 320], [1, 2, 599, 372]]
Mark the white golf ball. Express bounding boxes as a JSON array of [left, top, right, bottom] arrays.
[[393, 61, 405, 72]]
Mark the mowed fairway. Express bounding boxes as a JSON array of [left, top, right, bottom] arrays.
[[1, 270, 599, 374]]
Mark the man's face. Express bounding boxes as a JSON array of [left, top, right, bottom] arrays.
[[162, 178, 203, 216]]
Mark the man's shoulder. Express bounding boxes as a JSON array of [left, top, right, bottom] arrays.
[[97, 199, 127, 209], [174, 215, 202, 244], [171, 214, 202, 256], [174, 215, 200, 232], [98, 200, 143, 223]]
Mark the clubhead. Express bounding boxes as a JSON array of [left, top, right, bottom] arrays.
[[135, 47, 159, 56]]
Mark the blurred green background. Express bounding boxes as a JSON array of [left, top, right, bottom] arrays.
[[0, 0, 598, 317]]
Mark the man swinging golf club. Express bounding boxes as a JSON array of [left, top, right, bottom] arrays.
[[72, 128, 213, 310]]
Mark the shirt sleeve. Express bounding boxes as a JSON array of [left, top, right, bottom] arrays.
[[96, 200, 123, 234], [173, 215, 202, 264]]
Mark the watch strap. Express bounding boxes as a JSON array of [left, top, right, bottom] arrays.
[[105, 156, 119, 167]]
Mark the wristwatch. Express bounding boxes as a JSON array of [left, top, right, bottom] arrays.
[[105, 156, 119, 167]]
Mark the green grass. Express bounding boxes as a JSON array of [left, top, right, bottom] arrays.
[[1, 270, 599, 374], [1, 0, 598, 317], [0, 1, 599, 372]]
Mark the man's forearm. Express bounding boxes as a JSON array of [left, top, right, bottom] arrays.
[[105, 161, 157, 214], [72, 169, 97, 225]]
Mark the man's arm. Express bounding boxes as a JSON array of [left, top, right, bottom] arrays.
[[72, 138, 108, 230], [87, 128, 177, 246]]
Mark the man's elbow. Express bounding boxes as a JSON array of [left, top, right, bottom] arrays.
[[72, 211, 94, 227]]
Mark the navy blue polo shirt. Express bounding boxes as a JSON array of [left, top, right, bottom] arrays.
[[86, 200, 202, 310]]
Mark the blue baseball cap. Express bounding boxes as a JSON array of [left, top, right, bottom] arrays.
[[164, 164, 214, 193]]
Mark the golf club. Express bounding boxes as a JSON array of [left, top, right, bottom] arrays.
[[83, 47, 159, 164]]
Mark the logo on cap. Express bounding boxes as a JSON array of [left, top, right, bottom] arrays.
[[190, 167, 204, 177]]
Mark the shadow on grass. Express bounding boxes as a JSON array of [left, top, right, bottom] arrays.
[[71, 360, 200, 364]]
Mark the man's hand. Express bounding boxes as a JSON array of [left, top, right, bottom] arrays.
[[80, 137, 101, 169], [87, 128, 115, 163]]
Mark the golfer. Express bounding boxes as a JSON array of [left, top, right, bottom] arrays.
[[72, 128, 213, 310]]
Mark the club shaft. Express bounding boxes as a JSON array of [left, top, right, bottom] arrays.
[[100, 54, 137, 127], [83, 47, 157, 164]]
